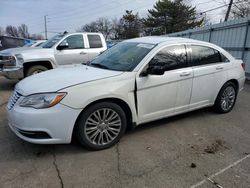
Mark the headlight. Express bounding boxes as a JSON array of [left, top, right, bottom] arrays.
[[15, 54, 24, 64], [0, 55, 16, 67], [19, 93, 67, 109]]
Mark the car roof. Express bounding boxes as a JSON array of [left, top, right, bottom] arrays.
[[66, 32, 102, 35], [125, 36, 214, 46], [125, 36, 234, 60]]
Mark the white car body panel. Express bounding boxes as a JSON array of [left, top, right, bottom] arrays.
[[16, 65, 122, 96], [7, 102, 81, 144], [59, 72, 138, 123], [136, 66, 193, 124], [7, 36, 246, 144]]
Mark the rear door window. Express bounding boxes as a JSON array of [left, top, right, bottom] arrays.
[[87, 35, 103, 48], [190, 45, 222, 66]]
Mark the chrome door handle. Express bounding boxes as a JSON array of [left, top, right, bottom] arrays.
[[180, 72, 191, 77], [216, 66, 224, 70], [80, 52, 87, 55]]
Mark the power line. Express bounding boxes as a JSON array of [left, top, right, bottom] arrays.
[[47, 0, 139, 23], [196, 0, 217, 6], [200, 0, 247, 14], [201, 4, 228, 13], [46, 1, 156, 31]]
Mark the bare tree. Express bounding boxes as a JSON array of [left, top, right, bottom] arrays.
[[220, 0, 250, 19], [78, 17, 113, 39], [78, 22, 98, 32], [18, 24, 30, 38], [96, 18, 113, 39], [110, 18, 123, 39], [231, 0, 250, 18], [0, 27, 5, 36], [30, 34, 44, 40], [6, 25, 19, 37]]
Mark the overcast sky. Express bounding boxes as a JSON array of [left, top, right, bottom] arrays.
[[0, 0, 229, 38]]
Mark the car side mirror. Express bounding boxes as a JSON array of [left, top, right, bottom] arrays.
[[142, 59, 165, 76], [146, 65, 165, 75], [57, 42, 69, 50]]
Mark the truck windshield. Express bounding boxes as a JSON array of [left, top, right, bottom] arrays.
[[41, 34, 64, 48], [90, 42, 155, 71], [23, 42, 35, 47]]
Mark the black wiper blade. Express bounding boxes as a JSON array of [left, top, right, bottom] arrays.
[[90, 63, 109, 70], [82, 61, 91, 66]]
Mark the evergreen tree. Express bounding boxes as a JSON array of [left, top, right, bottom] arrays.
[[143, 0, 203, 35], [120, 10, 141, 39]]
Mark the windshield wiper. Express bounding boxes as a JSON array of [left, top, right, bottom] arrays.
[[90, 63, 110, 70], [82, 61, 91, 66]]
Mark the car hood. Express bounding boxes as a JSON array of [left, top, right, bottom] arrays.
[[15, 65, 123, 96], [0, 47, 50, 56]]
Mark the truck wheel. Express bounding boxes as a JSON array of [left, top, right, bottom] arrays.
[[76, 102, 127, 150], [25, 65, 48, 77]]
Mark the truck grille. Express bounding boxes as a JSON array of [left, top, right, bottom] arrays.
[[7, 90, 22, 110]]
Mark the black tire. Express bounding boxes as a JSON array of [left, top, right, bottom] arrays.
[[213, 82, 237, 113], [25, 65, 48, 77], [76, 102, 127, 150]]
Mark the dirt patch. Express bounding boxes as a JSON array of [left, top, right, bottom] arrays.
[[34, 150, 50, 157], [204, 139, 229, 154], [190, 163, 197, 168]]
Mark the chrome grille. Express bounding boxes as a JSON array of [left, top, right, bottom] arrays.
[[7, 90, 22, 110]]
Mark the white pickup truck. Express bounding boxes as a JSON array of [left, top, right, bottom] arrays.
[[0, 32, 107, 79]]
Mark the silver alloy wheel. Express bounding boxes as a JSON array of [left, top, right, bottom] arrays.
[[84, 108, 122, 146], [220, 86, 236, 111]]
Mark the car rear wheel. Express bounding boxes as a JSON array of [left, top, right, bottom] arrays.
[[25, 65, 48, 77], [213, 82, 237, 113], [76, 102, 127, 150]]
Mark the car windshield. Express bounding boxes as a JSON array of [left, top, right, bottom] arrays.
[[35, 42, 45, 47], [41, 34, 64, 48], [23, 42, 35, 47], [90, 42, 155, 71]]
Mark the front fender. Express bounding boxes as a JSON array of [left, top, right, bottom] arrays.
[[23, 58, 57, 68], [59, 73, 138, 123]]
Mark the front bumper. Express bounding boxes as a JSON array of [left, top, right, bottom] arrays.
[[7, 101, 82, 144], [0, 67, 24, 79]]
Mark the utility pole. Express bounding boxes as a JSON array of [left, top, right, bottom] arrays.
[[44, 15, 48, 40], [225, 0, 233, 22]]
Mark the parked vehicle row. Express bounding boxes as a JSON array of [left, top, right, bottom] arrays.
[[23, 40, 47, 47], [0, 32, 107, 79], [6, 36, 245, 150]]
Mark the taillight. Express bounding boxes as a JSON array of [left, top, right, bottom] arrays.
[[241, 62, 245, 71]]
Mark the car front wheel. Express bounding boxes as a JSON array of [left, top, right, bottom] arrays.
[[76, 102, 127, 150]]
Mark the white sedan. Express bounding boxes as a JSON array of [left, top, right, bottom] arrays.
[[7, 37, 245, 150]]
